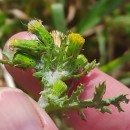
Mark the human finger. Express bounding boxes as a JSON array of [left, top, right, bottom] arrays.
[[0, 87, 58, 130], [66, 68, 130, 130]]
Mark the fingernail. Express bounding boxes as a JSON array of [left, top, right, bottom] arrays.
[[0, 88, 58, 130]]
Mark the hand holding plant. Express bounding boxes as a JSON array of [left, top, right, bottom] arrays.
[[0, 20, 130, 130]]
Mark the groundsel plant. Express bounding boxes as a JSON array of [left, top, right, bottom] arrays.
[[0, 20, 129, 120]]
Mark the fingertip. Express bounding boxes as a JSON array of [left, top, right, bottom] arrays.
[[66, 68, 130, 130], [80, 68, 130, 99], [0, 87, 58, 130]]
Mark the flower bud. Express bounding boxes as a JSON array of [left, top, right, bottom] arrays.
[[10, 39, 45, 56], [75, 54, 88, 70], [52, 80, 67, 98], [66, 33, 85, 58], [28, 20, 54, 46], [12, 53, 37, 69]]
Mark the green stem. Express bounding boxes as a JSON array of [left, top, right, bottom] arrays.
[[73, 60, 97, 78], [0, 59, 12, 65]]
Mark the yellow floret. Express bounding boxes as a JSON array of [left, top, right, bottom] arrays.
[[68, 33, 85, 45], [10, 38, 16, 50]]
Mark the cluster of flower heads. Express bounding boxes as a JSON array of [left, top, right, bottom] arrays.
[[0, 20, 129, 120]]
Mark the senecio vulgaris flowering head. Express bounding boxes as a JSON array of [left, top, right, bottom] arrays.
[[0, 19, 129, 120]]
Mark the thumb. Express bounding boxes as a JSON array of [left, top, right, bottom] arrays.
[[0, 87, 58, 130]]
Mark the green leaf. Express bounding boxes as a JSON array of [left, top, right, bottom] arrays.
[[33, 71, 43, 77], [98, 106, 112, 113], [68, 85, 83, 103], [77, 0, 124, 34], [79, 110, 87, 121], [2, 50, 13, 61], [73, 59, 97, 78], [93, 82, 106, 103], [79, 82, 129, 114], [51, 3, 67, 33], [105, 94, 129, 112]]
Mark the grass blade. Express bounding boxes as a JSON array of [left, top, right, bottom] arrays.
[[96, 30, 106, 65], [100, 52, 130, 74], [51, 3, 67, 33], [110, 16, 130, 26], [77, 0, 123, 34]]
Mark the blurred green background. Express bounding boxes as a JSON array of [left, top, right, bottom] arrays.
[[0, 0, 130, 87]]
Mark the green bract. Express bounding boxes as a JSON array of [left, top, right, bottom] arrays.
[[0, 20, 129, 120]]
